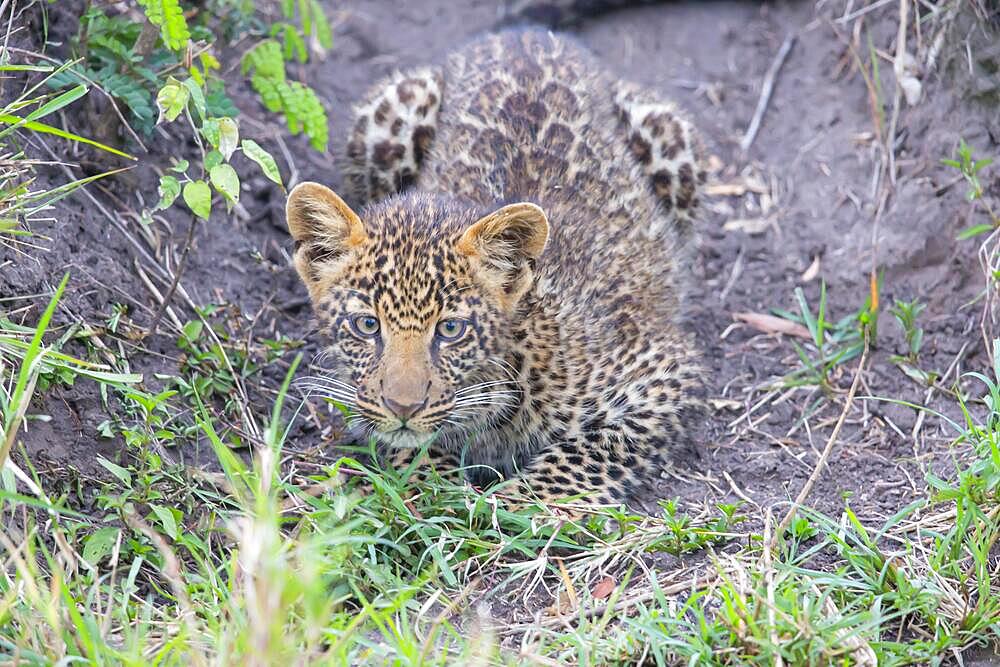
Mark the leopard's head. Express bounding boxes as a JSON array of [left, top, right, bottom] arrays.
[[285, 182, 548, 450]]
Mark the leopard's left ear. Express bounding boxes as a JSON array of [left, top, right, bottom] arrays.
[[457, 202, 549, 309]]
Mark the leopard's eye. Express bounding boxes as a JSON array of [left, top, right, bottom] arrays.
[[435, 318, 467, 341], [350, 314, 380, 337]]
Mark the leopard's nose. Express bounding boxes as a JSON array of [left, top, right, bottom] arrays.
[[383, 395, 428, 421]]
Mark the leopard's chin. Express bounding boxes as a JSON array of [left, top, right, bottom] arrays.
[[377, 426, 436, 449]]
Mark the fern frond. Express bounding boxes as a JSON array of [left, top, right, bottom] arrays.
[[101, 72, 156, 131], [250, 73, 285, 114], [89, 32, 137, 63], [241, 40, 285, 80], [310, 0, 333, 50], [293, 82, 327, 152], [137, 0, 191, 51], [278, 81, 327, 152], [243, 39, 327, 152]]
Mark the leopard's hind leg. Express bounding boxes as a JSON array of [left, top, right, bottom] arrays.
[[614, 84, 707, 247], [343, 67, 444, 203]]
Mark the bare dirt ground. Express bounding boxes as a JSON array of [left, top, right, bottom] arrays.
[[2, 0, 998, 635]]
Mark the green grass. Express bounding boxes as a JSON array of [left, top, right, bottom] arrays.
[[0, 60, 131, 252], [1, 273, 998, 664]]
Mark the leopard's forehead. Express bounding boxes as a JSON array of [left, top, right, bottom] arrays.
[[339, 193, 482, 331]]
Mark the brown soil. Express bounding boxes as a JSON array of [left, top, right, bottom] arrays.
[[2, 0, 997, 564]]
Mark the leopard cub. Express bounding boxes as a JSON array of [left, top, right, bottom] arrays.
[[286, 29, 706, 506]]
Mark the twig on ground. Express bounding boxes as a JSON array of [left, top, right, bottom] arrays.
[[887, 0, 909, 186], [911, 340, 970, 444], [147, 214, 198, 337], [771, 336, 869, 547], [133, 260, 185, 332], [718, 246, 744, 302], [740, 34, 796, 153], [723, 470, 760, 509], [837, 0, 895, 24]]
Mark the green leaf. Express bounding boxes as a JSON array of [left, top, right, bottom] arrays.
[[217, 117, 239, 161], [275, 80, 328, 151], [149, 504, 178, 540], [311, 0, 333, 49], [210, 163, 240, 209], [156, 174, 181, 210], [26, 85, 89, 123], [0, 489, 86, 518], [100, 72, 156, 133], [241, 139, 283, 189], [181, 77, 206, 120], [137, 0, 190, 51], [205, 80, 239, 118], [183, 180, 212, 220], [201, 118, 220, 148], [169, 158, 189, 173], [250, 73, 284, 113], [242, 40, 286, 80], [298, 0, 312, 39], [794, 287, 820, 347], [0, 64, 55, 73], [83, 527, 120, 566], [957, 223, 995, 240], [96, 456, 131, 487], [203, 150, 223, 171], [155, 78, 188, 123], [180, 320, 203, 348], [0, 115, 134, 159]]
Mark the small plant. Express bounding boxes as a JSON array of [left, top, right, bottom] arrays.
[[943, 138, 998, 239], [150, 74, 283, 221], [888, 297, 939, 387], [653, 499, 743, 555], [890, 297, 926, 362], [772, 282, 868, 392], [241, 40, 328, 152]]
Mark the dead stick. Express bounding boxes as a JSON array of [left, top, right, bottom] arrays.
[[147, 213, 198, 337], [911, 340, 969, 442], [887, 0, 909, 186], [740, 34, 796, 152], [771, 338, 869, 546]]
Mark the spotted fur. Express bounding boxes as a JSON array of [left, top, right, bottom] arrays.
[[291, 30, 706, 506]]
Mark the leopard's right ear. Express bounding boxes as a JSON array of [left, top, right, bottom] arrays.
[[285, 182, 367, 298]]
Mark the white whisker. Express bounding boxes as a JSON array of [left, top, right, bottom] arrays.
[[455, 380, 520, 395], [297, 374, 358, 392]]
